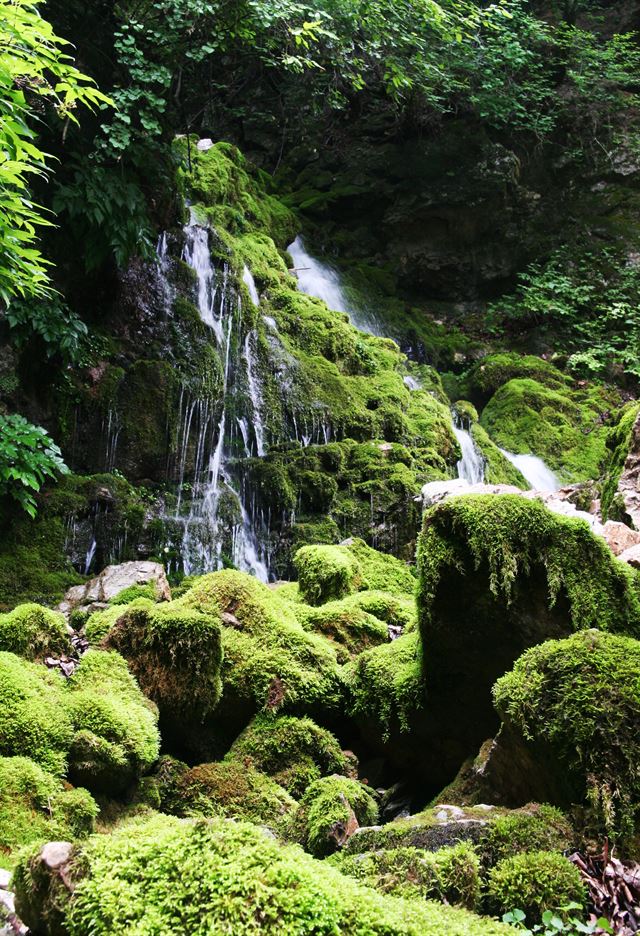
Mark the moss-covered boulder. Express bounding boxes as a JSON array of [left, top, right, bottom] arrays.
[[328, 841, 481, 908], [485, 851, 586, 921], [87, 598, 223, 728], [0, 652, 73, 776], [0, 603, 71, 661], [294, 775, 379, 856], [414, 494, 640, 787], [14, 814, 513, 935], [491, 630, 640, 838], [64, 650, 160, 794], [159, 760, 297, 835], [294, 538, 415, 606], [177, 570, 345, 754], [476, 805, 574, 868], [0, 756, 97, 870], [225, 714, 352, 798]]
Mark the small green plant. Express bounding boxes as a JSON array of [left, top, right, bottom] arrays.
[[503, 905, 613, 935], [5, 297, 88, 363], [0, 414, 68, 516]]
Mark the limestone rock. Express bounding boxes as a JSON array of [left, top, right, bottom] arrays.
[[619, 544, 640, 568], [601, 520, 640, 556], [59, 561, 171, 615]]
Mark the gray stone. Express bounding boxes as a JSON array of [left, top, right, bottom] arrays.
[[59, 561, 171, 617]]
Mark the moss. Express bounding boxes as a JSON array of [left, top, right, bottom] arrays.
[[343, 805, 500, 855], [470, 422, 529, 488], [14, 813, 513, 935], [0, 603, 71, 660], [93, 598, 223, 723], [64, 649, 160, 793], [600, 401, 640, 521], [493, 630, 640, 839], [479, 376, 618, 483], [296, 775, 379, 857], [295, 595, 393, 662], [346, 630, 424, 737], [225, 714, 351, 798], [0, 651, 73, 776], [179, 570, 345, 738], [465, 354, 570, 400], [0, 756, 98, 870], [328, 842, 481, 909], [294, 538, 415, 606], [163, 760, 297, 834], [107, 584, 159, 605], [417, 495, 640, 638], [478, 805, 574, 868], [485, 851, 586, 921]]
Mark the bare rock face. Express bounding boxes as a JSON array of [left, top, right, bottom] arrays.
[[616, 410, 640, 531], [602, 520, 640, 556], [58, 560, 171, 616], [619, 544, 640, 569]]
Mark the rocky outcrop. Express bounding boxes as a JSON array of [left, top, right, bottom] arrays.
[[615, 410, 640, 530], [58, 561, 171, 615]]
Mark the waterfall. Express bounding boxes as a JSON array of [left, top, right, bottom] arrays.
[[242, 265, 260, 306], [452, 414, 485, 484], [175, 216, 269, 581], [403, 375, 421, 391], [500, 449, 560, 491], [287, 235, 381, 336]]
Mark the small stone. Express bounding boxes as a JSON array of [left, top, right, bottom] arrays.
[[197, 138, 214, 151], [41, 842, 73, 871]]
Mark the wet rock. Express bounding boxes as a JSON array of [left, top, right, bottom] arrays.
[[58, 561, 171, 616]]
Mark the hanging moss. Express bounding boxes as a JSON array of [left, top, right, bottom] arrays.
[[328, 842, 481, 909], [0, 756, 98, 870], [417, 495, 640, 637], [0, 603, 71, 660], [493, 630, 640, 838], [225, 714, 351, 798], [14, 814, 513, 935]]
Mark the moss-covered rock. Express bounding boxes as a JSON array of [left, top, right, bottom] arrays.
[[294, 775, 380, 856], [477, 805, 574, 868], [0, 651, 73, 776], [492, 629, 640, 838], [177, 570, 345, 753], [294, 538, 415, 606], [479, 376, 618, 483], [0, 756, 97, 870], [88, 598, 223, 726], [414, 494, 640, 787], [328, 842, 481, 908], [14, 813, 513, 935], [160, 760, 297, 834], [485, 851, 586, 921], [225, 714, 351, 798], [64, 649, 160, 793], [600, 401, 640, 523], [0, 603, 71, 660]]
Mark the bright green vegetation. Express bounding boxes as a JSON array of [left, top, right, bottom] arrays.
[[294, 538, 415, 606], [0, 602, 70, 660], [417, 495, 640, 637], [329, 842, 481, 908], [464, 355, 572, 400], [89, 598, 223, 722], [600, 401, 640, 521], [295, 775, 379, 856], [0, 648, 159, 792], [479, 377, 617, 483], [180, 569, 345, 720], [226, 714, 350, 798], [159, 760, 297, 834], [14, 814, 513, 935], [64, 650, 160, 793], [0, 414, 69, 517], [478, 806, 574, 869], [493, 630, 640, 839], [485, 851, 586, 920], [346, 631, 424, 736], [0, 756, 97, 870]]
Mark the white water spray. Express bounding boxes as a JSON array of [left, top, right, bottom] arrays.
[[500, 449, 560, 492], [452, 415, 485, 484]]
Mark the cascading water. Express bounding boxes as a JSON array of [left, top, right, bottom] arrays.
[[287, 235, 381, 336], [172, 215, 269, 581], [500, 449, 560, 491], [452, 414, 485, 484]]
